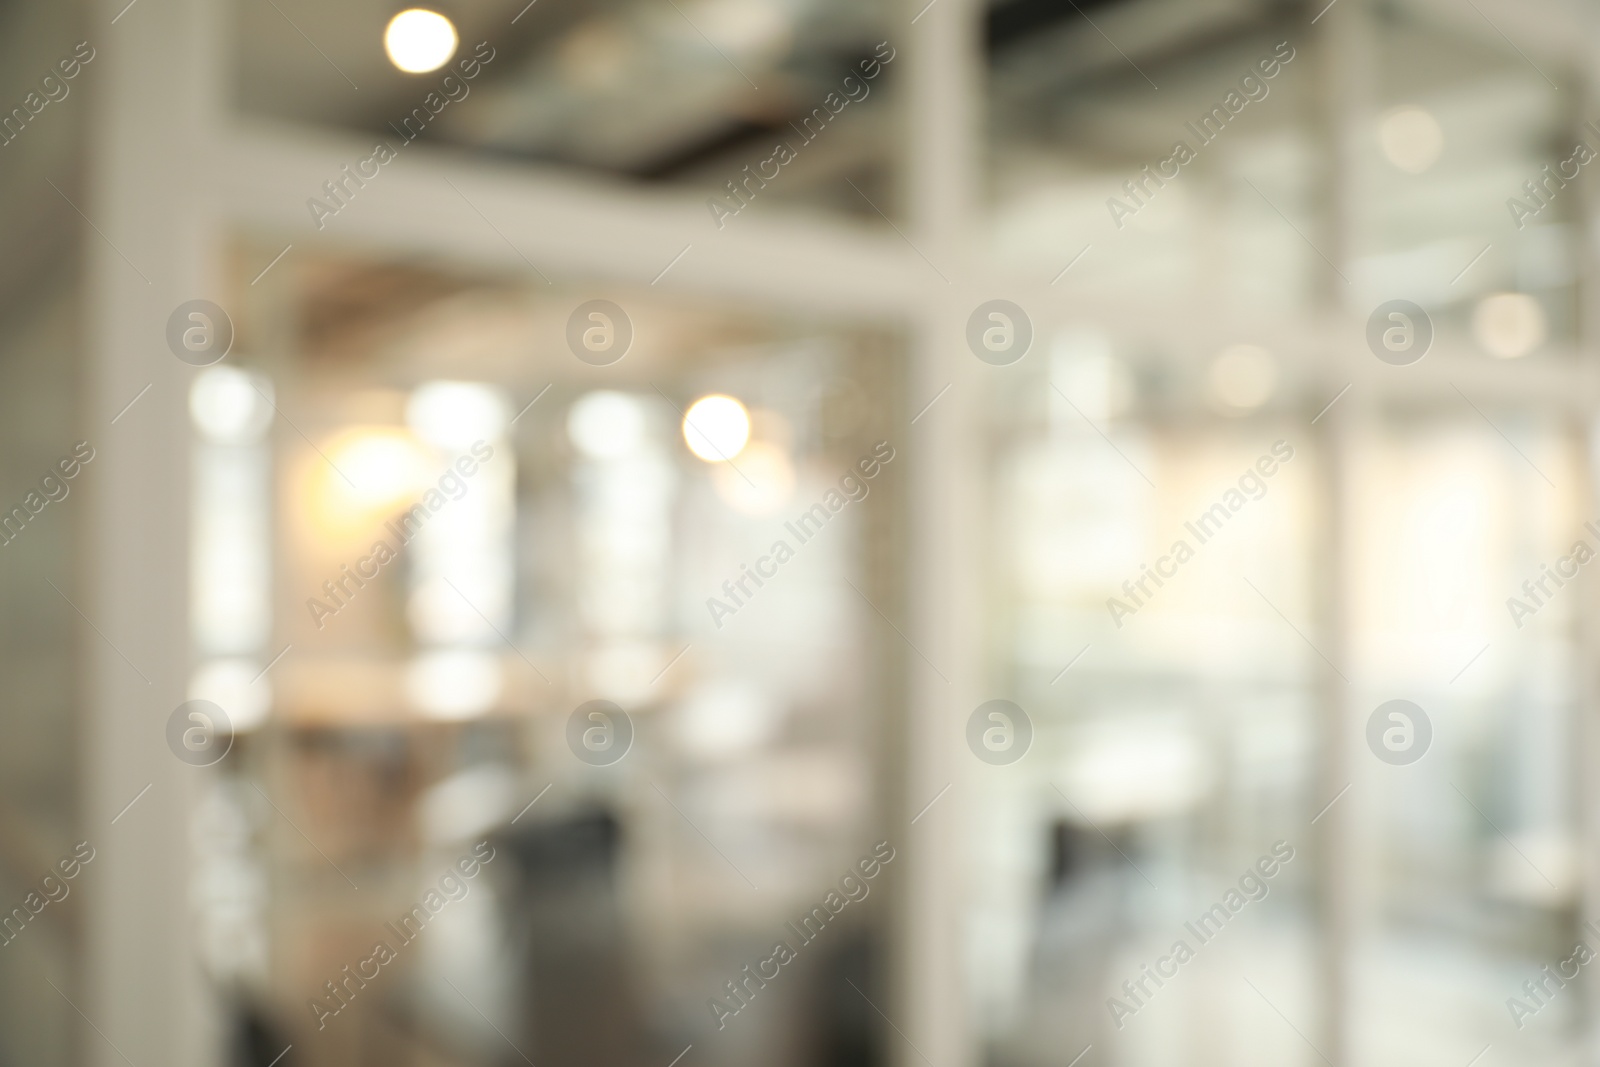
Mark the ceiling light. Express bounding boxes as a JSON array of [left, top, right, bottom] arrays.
[[559, 20, 632, 90], [384, 9, 458, 74], [1377, 106, 1443, 174], [682, 394, 750, 462], [713, 440, 795, 515], [309, 427, 431, 538], [329, 427, 431, 508], [1473, 292, 1545, 359], [1208, 344, 1276, 412], [688, 0, 792, 55]]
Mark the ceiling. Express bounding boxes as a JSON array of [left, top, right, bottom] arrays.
[[235, 0, 891, 178], [231, 0, 1161, 200]]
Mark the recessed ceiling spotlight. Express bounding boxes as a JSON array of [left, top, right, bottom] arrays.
[[682, 395, 750, 462], [713, 440, 795, 515], [689, 0, 792, 55], [1208, 344, 1277, 412], [1377, 105, 1444, 174], [559, 20, 633, 90], [385, 8, 458, 74], [1473, 292, 1546, 359]]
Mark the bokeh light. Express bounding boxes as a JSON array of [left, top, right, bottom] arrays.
[[384, 8, 458, 74], [682, 394, 750, 462], [1378, 105, 1444, 174], [1208, 344, 1277, 412], [712, 440, 795, 515], [1473, 292, 1546, 359]]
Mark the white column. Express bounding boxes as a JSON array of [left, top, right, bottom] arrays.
[[1575, 24, 1600, 1067], [84, 0, 224, 1063], [1311, 2, 1374, 1064], [897, 2, 983, 1067]]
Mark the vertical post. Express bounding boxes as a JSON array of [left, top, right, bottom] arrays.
[[896, 1, 982, 1067], [1574, 28, 1600, 1067], [84, 0, 223, 1063], [1311, 1, 1373, 1064], [1310, 397, 1356, 1067]]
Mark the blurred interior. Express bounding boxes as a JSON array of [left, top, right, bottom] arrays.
[[2, 0, 1599, 1065]]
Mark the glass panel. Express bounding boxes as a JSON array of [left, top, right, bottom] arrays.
[[1365, 4, 1570, 363], [1350, 415, 1581, 1067], [988, 11, 1318, 316], [971, 334, 1319, 1067], [199, 244, 906, 1067], [983, 4, 1587, 1066]]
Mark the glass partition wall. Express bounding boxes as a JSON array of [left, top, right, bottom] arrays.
[[967, 361, 1591, 1067], [66, 0, 1600, 1066], [974, 1, 1596, 1066], [191, 251, 906, 1067]]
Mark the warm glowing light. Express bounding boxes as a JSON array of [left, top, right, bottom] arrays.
[[713, 441, 795, 515], [384, 8, 458, 74], [1473, 292, 1545, 359], [682, 394, 750, 462], [310, 426, 432, 537], [331, 429, 431, 507], [1377, 106, 1443, 174], [1208, 344, 1276, 411]]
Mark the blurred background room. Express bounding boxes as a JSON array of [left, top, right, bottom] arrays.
[[1, 0, 1598, 1066]]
